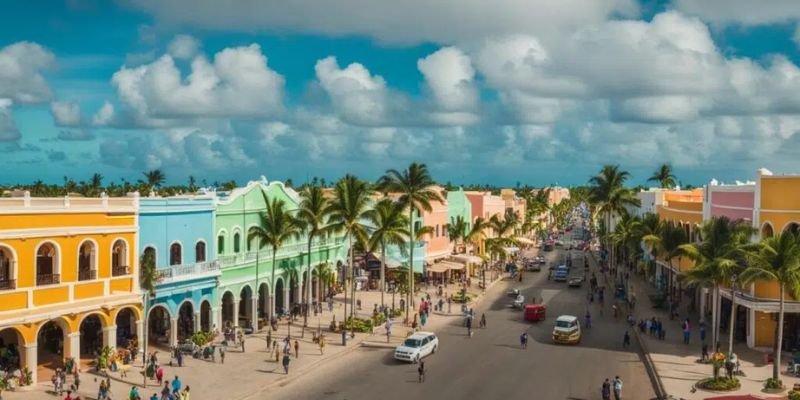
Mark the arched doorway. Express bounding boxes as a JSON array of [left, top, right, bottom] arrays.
[[79, 314, 104, 358], [78, 241, 96, 281], [116, 308, 137, 349], [221, 291, 235, 329], [785, 222, 800, 236], [239, 286, 252, 329], [37, 320, 67, 378], [177, 302, 194, 341], [36, 242, 59, 286], [148, 305, 171, 346], [258, 283, 270, 320], [289, 274, 298, 309], [0, 327, 23, 372], [200, 301, 211, 332], [275, 279, 285, 314], [0, 245, 15, 289], [762, 223, 775, 238]]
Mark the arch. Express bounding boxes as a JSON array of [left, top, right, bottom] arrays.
[[761, 222, 775, 239], [36, 318, 70, 379], [114, 306, 139, 349], [111, 238, 130, 276], [177, 300, 195, 340], [783, 222, 800, 235], [0, 242, 18, 289], [147, 304, 171, 346], [233, 227, 242, 254], [221, 290, 235, 328], [195, 240, 207, 263], [169, 241, 183, 266], [216, 229, 227, 255], [77, 310, 110, 329], [275, 278, 285, 314], [35, 241, 61, 286], [257, 282, 270, 320], [0, 327, 25, 372], [79, 314, 105, 357], [200, 300, 212, 332], [246, 224, 260, 251], [77, 238, 98, 281], [239, 285, 253, 329]]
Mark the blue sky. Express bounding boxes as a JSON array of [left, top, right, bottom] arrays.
[[3, 0, 800, 188]]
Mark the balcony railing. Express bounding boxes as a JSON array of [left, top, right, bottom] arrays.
[[36, 273, 60, 286], [112, 265, 129, 277], [218, 237, 345, 267], [156, 260, 220, 281], [0, 279, 16, 290], [78, 269, 97, 281]]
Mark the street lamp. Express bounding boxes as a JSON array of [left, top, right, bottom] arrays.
[[727, 274, 738, 356]]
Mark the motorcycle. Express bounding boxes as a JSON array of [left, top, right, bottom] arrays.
[[511, 295, 525, 310], [507, 289, 520, 298]]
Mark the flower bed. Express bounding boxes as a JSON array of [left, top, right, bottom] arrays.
[[788, 390, 800, 400], [697, 377, 740, 391], [344, 317, 374, 333]]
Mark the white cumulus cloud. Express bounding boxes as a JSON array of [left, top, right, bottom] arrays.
[[168, 34, 201, 59], [51, 100, 83, 126], [418, 47, 479, 125], [0, 42, 55, 104]]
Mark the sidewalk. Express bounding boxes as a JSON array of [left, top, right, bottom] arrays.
[[610, 256, 800, 399], [2, 277, 501, 400]]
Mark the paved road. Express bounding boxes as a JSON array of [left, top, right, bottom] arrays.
[[266, 244, 656, 400]]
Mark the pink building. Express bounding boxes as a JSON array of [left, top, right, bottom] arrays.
[[703, 180, 756, 223], [420, 190, 452, 262], [466, 191, 506, 237]]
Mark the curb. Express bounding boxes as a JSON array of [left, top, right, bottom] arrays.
[[633, 328, 669, 400], [361, 341, 397, 349]]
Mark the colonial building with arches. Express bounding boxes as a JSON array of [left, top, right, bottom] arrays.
[[0, 192, 141, 384], [213, 179, 347, 332], [138, 195, 219, 348]]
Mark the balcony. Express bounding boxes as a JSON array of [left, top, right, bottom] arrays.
[[78, 269, 97, 281], [112, 265, 129, 277], [156, 260, 221, 283], [36, 273, 60, 286], [0, 279, 15, 290], [218, 237, 345, 268]]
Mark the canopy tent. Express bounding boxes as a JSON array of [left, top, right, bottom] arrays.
[[451, 254, 483, 264], [428, 262, 451, 274]]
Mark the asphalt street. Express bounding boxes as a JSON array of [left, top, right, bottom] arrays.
[[267, 235, 656, 399]]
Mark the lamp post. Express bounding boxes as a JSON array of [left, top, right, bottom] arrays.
[[727, 274, 738, 356]]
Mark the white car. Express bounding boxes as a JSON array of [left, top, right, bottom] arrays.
[[394, 332, 439, 363]]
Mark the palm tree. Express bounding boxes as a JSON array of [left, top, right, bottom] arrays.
[[297, 184, 331, 328], [377, 162, 443, 321], [367, 199, 410, 307], [465, 217, 488, 257], [139, 248, 159, 386], [248, 194, 303, 324], [589, 165, 640, 271], [327, 175, 371, 330], [741, 232, 800, 381], [643, 221, 687, 321], [647, 164, 677, 189], [447, 215, 468, 253], [144, 169, 165, 189], [634, 213, 661, 280], [679, 217, 753, 353], [89, 173, 103, 196], [188, 176, 198, 193]]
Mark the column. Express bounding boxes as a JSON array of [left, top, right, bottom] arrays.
[[283, 286, 290, 310], [103, 325, 118, 349], [251, 296, 259, 331], [699, 288, 708, 323], [268, 294, 275, 320], [211, 307, 220, 332], [194, 312, 201, 333], [24, 343, 38, 384], [67, 332, 81, 361], [169, 318, 178, 347], [232, 300, 239, 329]]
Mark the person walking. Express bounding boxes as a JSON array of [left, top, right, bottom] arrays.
[[613, 376, 623, 400], [466, 315, 472, 337], [699, 322, 706, 343], [520, 332, 528, 349], [319, 334, 325, 355], [294, 339, 299, 358], [267, 330, 272, 350], [385, 320, 393, 343], [683, 318, 691, 345], [282, 354, 290, 374], [171, 376, 182, 395], [480, 313, 486, 328], [417, 361, 426, 383], [623, 331, 630, 348], [219, 345, 225, 364], [701, 343, 709, 362], [585, 311, 592, 329], [240, 334, 246, 353], [601, 378, 611, 400]]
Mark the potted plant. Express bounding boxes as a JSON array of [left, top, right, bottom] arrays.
[[763, 378, 785, 393]]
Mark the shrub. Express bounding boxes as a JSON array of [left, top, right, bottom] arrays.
[[390, 308, 403, 318], [344, 317, 374, 333], [190, 331, 214, 346], [788, 390, 800, 400], [371, 312, 386, 326], [764, 377, 784, 390], [697, 377, 740, 391]]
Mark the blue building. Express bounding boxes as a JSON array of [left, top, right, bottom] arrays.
[[139, 196, 219, 347]]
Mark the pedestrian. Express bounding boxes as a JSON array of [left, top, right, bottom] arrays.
[[701, 343, 709, 362], [319, 334, 325, 355], [64, 390, 75, 400], [601, 379, 611, 400], [177, 349, 183, 367], [267, 330, 272, 350], [385, 320, 393, 343], [160, 383, 170, 400], [129, 385, 141, 400], [294, 339, 299, 358], [180, 386, 191, 400], [613, 376, 623, 400], [241, 334, 246, 353], [171, 376, 182, 395], [683, 318, 691, 345], [480, 313, 486, 328], [466, 315, 472, 336], [447, 297, 452, 313], [418, 361, 426, 383], [219, 345, 225, 364], [700, 322, 706, 343], [73, 369, 81, 390], [520, 332, 528, 349], [585, 311, 592, 329], [623, 331, 630, 347], [275, 344, 280, 362], [150, 393, 158, 400], [282, 354, 290, 374], [646, 318, 653, 336]]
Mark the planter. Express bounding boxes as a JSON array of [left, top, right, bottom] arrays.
[[762, 387, 786, 394], [696, 377, 741, 392]]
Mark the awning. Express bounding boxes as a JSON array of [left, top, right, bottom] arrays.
[[451, 254, 483, 264], [428, 262, 451, 273], [515, 237, 535, 245], [443, 261, 465, 270]]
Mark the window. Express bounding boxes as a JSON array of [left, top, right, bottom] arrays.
[[170, 243, 182, 266], [233, 232, 241, 253], [443, 224, 449, 238], [196, 241, 206, 262], [112, 240, 128, 276], [78, 241, 96, 281], [36, 242, 59, 286], [217, 234, 225, 254], [435, 225, 439, 237], [0, 247, 14, 290]]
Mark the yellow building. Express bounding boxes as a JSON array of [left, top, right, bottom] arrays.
[[654, 188, 703, 296], [0, 192, 142, 383]]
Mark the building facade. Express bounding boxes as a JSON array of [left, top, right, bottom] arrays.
[[447, 188, 472, 254], [0, 193, 141, 383], [139, 196, 219, 347]]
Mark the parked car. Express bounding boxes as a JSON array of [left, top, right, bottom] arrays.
[[552, 315, 581, 344], [568, 277, 583, 288], [537, 256, 546, 265], [553, 266, 569, 282], [394, 332, 439, 363], [524, 304, 546, 322]]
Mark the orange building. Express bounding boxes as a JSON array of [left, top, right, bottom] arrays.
[[0, 193, 142, 383]]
